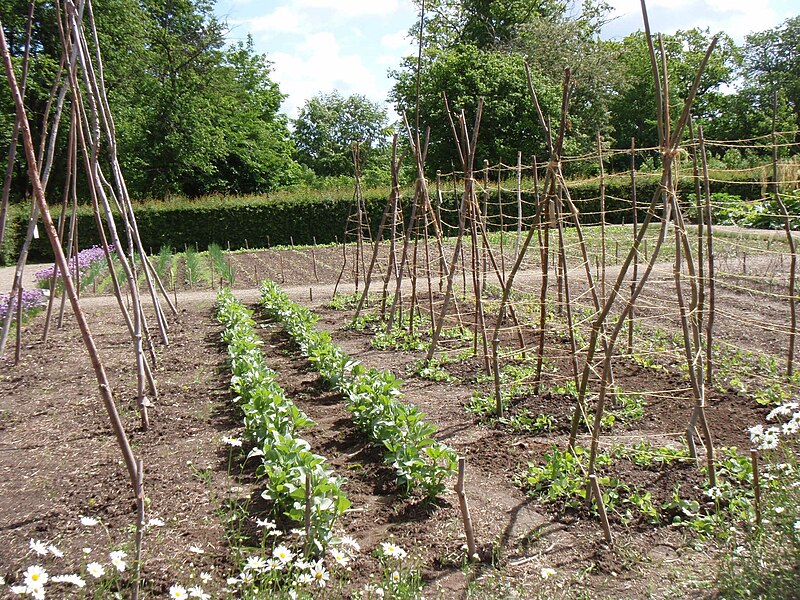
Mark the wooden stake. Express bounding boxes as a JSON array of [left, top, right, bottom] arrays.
[[589, 474, 613, 545], [14, 285, 22, 365], [455, 457, 478, 562], [132, 459, 145, 600], [751, 449, 762, 527], [492, 335, 502, 418]]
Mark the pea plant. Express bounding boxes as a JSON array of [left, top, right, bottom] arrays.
[[216, 289, 350, 551], [259, 281, 458, 501]]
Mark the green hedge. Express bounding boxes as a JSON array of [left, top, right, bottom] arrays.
[[0, 173, 771, 265]]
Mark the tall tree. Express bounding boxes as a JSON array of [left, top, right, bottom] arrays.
[[391, 44, 558, 170], [605, 29, 739, 154], [393, 0, 612, 169], [0, 0, 299, 199], [742, 17, 800, 139], [291, 91, 389, 178]]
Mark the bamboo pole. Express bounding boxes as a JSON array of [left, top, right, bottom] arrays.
[[0, 0, 34, 253], [1, 21, 140, 492], [699, 126, 715, 388], [426, 97, 483, 362], [455, 457, 478, 562], [597, 131, 607, 303], [628, 138, 638, 353], [772, 91, 797, 378], [581, 10, 719, 484]]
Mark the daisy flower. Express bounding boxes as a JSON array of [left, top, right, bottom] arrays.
[[29, 539, 48, 556], [266, 558, 283, 572], [339, 535, 361, 553], [169, 584, 188, 599], [380, 541, 408, 560], [239, 570, 254, 584], [80, 516, 99, 527], [87, 562, 105, 578], [47, 544, 63, 558], [199, 572, 213, 584], [310, 561, 330, 588], [255, 518, 276, 529], [541, 567, 557, 579], [330, 548, 350, 567], [244, 556, 267, 572], [111, 553, 127, 573], [188, 586, 210, 599], [23, 565, 49, 588], [273, 544, 294, 564]]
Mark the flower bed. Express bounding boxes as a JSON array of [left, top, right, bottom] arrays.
[[0, 287, 46, 323]]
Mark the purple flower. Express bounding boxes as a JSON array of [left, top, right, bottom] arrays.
[[34, 244, 115, 283], [0, 287, 47, 321]]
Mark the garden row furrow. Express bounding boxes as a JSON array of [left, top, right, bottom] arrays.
[[258, 281, 458, 500], [215, 289, 350, 551]]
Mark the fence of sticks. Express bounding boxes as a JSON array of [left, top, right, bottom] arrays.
[[337, 21, 800, 542]]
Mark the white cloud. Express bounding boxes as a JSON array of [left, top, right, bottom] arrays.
[[380, 29, 414, 52], [602, 0, 788, 41], [239, 6, 302, 34], [294, 0, 401, 18], [270, 32, 388, 119]]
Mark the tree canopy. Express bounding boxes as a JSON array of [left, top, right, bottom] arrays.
[[291, 91, 389, 180], [0, 0, 299, 199]]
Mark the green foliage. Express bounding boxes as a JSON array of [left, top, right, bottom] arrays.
[[0, 1, 299, 201], [718, 444, 800, 598], [259, 281, 458, 500], [743, 16, 800, 136], [605, 29, 740, 156], [292, 91, 389, 179], [208, 242, 235, 286], [215, 289, 349, 550], [154, 245, 175, 281], [391, 44, 559, 171], [409, 357, 454, 383], [182, 245, 207, 287]]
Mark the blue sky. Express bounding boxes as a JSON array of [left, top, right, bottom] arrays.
[[214, 0, 799, 121]]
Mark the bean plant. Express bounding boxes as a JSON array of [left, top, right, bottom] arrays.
[[216, 289, 350, 551], [259, 281, 458, 501]]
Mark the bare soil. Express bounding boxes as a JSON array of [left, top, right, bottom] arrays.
[[0, 240, 780, 598]]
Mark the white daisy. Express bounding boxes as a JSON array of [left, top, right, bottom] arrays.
[[29, 539, 48, 556]]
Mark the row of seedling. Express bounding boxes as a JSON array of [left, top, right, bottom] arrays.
[[157, 243, 235, 288], [258, 281, 458, 501], [215, 288, 350, 552]]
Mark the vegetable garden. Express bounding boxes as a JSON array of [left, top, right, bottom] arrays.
[[2, 1, 800, 599]]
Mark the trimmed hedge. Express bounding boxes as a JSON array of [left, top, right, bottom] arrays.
[[0, 172, 771, 265]]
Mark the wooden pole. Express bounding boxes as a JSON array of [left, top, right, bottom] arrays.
[[1, 22, 140, 492], [455, 457, 478, 562]]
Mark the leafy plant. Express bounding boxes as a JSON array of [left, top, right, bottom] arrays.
[[155, 245, 175, 281], [208, 242, 235, 286], [183, 246, 206, 287], [216, 289, 349, 549], [259, 281, 457, 501]]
